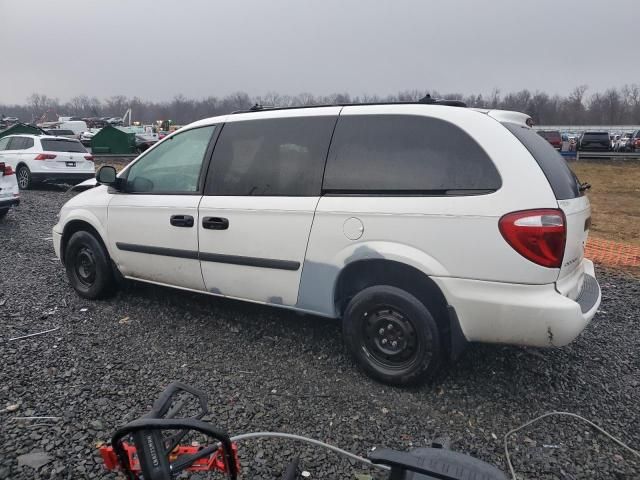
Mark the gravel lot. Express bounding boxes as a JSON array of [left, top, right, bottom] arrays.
[[1, 188, 639, 479]]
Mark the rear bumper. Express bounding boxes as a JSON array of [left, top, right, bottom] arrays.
[[433, 259, 601, 347], [31, 172, 95, 184], [0, 197, 20, 209]]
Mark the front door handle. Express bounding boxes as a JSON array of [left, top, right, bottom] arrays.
[[170, 215, 194, 227], [202, 217, 229, 230]]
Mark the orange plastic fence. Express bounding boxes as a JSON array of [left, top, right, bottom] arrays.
[[585, 238, 640, 268]]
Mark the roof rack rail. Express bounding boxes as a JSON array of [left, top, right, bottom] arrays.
[[231, 97, 467, 115]]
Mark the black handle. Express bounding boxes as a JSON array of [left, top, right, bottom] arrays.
[[170, 215, 194, 228], [111, 418, 238, 480], [202, 217, 229, 230]]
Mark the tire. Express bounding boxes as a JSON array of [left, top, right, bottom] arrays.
[[64, 230, 115, 299], [342, 285, 442, 386], [16, 165, 31, 190]]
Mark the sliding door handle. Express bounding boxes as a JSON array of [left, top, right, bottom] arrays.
[[202, 217, 229, 230], [170, 215, 194, 227]]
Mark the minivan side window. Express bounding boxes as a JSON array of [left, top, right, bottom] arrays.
[[124, 126, 215, 194], [323, 115, 501, 193], [207, 116, 337, 196]]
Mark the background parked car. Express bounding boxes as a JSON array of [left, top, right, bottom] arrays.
[[80, 129, 100, 146], [578, 131, 611, 151], [45, 129, 76, 139], [610, 134, 620, 150], [0, 135, 95, 189], [537, 130, 562, 149], [629, 130, 640, 152], [0, 160, 19, 219], [614, 132, 633, 151]]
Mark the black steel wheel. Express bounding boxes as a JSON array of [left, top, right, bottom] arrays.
[[65, 230, 115, 299], [343, 285, 442, 386]]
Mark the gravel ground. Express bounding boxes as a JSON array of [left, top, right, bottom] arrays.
[[1, 188, 639, 480]]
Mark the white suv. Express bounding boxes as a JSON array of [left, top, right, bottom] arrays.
[[0, 160, 19, 219], [53, 102, 601, 385], [0, 135, 95, 189]]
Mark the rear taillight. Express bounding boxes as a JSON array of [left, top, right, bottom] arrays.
[[34, 153, 57, 160], [499, 209, 566, 268], [0, 162, 12, 175], [84, 155, 94, 160]]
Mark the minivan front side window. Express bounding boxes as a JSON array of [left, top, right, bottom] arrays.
[[125, 126, 215, 193]]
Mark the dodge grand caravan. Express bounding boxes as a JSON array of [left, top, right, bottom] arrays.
[[53, 101, 601, 385]]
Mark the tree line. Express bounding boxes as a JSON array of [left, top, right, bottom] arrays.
[[2, 85, 640, 126]]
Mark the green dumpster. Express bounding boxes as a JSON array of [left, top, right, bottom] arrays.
[[0, 123, 46, 139], [90, 125, 137, 154]]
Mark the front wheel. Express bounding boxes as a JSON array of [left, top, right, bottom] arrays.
[[65, 230, 115, 299], [16, 165, 31, 190], [342, 285, 442, 386]]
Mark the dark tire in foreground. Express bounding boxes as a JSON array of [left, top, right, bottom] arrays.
[[64, 230, 115, 299], [16, 165, 31, 190], [342, 285, 442, 386]]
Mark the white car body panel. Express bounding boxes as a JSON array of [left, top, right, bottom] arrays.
[[107, 193, 204, 291], [433, 259, 599, 347], [0, 164, 19, 211], [199, 196, 319, 305]]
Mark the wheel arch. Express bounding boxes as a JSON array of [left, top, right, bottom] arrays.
[[333, 258, 458, 357], [60, 218, 109, 264]]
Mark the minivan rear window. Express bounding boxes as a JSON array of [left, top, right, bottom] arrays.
[[41, 139, 87, 153], [503, 123, 582, 200]]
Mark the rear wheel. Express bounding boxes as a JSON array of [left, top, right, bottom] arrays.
[[16, 165, 31, 190], [65, 230, 115, 299], [343, 285, 442, 386]]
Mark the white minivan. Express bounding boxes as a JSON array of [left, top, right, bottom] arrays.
[[53, 101, 600, 385]]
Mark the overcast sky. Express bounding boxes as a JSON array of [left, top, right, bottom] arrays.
[[1, 0, 638, 104]]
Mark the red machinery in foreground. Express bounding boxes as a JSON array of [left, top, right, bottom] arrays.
[[99, 382, 506, 480]]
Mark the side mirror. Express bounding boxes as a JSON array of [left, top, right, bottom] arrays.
[[96, 165, 118, 186]]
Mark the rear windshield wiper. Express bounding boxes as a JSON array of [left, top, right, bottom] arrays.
[[579, 182, 591, 192]]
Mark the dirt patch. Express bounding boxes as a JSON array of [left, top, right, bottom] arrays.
[[570, 160, 640, 247], [93, 156, 133, 172]]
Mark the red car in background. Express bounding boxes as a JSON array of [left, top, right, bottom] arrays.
[[537, 130, 562, 150]]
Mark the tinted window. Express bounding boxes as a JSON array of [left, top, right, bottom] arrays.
[[583, 132, 609, 140], [208, 116, 336, 196], [41, 139, 86, 152], [46, 129, 75, 136], [503, 123, 582, 200], [323, 115, 501, 193], [125, 126, 215, 193], [0, 137, 10, 150], [7, 137, 32, 150]]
